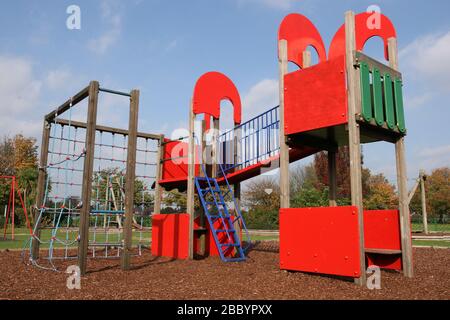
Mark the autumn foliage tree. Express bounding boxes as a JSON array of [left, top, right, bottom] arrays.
[[0, 134, 39, 226]]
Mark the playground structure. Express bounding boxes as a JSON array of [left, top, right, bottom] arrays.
[[408, 170, 429, 234], [1, 176, 32, 240], [28, 83, 157, 271], [27, 10, 413, 285]]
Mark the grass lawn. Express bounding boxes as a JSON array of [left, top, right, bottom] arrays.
[[0, 227, 151, 250], [413, 240, 450, 248], [411, 223, 450, 233]]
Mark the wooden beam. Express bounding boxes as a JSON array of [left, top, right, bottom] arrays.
[[186, 99, 196, 260], [45, 85, 90, 122], [345, 11, 366, 286], [354, 51, 402, 80], [31, 119, 51, 260], [199, 120, 207, 255], [328, 150, 337, 207], [53, 118, 161, 140], [153, 135, 165, 215], [279, 39, 290, 208], [420, 170, 428, 235], [211, 118, 220, 178], [121, 89, 140, 270], [389, 37, 414, 278], [78, 81, 99, 275]]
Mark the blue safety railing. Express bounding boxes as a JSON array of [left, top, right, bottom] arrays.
[[218, 106, 280, 175]]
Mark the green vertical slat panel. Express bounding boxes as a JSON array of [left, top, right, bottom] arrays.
[[383, 73, 395, 130], [394, 78, 406, 133], [372, 68, 384, 126], [360, 62, 372, 122]]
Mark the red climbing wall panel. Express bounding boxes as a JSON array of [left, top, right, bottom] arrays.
[[284, 55, 347, 136], [364, 210, 403, 271], [279, 206, 361, 278]]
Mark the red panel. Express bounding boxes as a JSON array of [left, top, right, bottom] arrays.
[[278, 13, 327, 68], [193, 72, 242, 125], [284, 55, 347, 135], [280, 206, 361, 278], [364, 210, 403, 271], [151, 214, 190, 259], [329, 12, 397, 61], [151, 214, 240, 259], [160, 138, 200, 191], [364, 210, 401, 251]]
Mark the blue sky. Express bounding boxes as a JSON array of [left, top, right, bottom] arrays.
[[0, 0, 449, 187]]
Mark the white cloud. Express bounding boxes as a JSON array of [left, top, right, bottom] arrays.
[[242, 79, 279, 118], [400, 31, 450, 90], [0, 56, 42, 116], [410, 145, 450, 176], [88, 0, 123, 55], [0, 55, 44, 137], [403, 92, 432, 109], [45, 68, 72, 90]]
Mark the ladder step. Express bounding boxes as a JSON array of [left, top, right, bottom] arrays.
[[221, 243, 240, 247], [215, 229, 236, 233], [223, 257, 246, 262]]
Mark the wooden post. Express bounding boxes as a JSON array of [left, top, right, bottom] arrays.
[[199, 120, 207, 255], [420, 170, 428, 235], [345, 11, 366, 285], [78, 81, 99, 275], [303, 50, 312, 68], [187, 99, 196, 259], [389, 37, 413, 278], [153, 134, 165, 215], [279, 39, 290, 208], [211, 118, 220, 178], [121, 89, 140, 270], [31, 119, 51, 260], [328, 150, 337, 207]]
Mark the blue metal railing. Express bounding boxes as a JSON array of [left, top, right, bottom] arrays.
[[218, 106, 280, 175]]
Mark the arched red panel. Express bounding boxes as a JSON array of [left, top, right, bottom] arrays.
[[278, 13, 327, 68], [328, 12, 397, 60], [193, 72, 242, 125]]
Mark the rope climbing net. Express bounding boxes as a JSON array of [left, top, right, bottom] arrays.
[[24, 94, 159, 271]]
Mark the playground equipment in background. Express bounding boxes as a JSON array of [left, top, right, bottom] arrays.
[[29, 10, 414, 285], [1, 176, 32, 240], [408, 170, 429, 234]]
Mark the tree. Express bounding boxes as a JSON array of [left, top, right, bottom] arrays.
[[243, 177, 280, 212], [0, 135, 39, 226], [314, 147, 371, 201], [364, 173, 398, 210]]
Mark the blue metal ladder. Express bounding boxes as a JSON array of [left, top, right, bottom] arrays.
[[195, 164, 251, 262]]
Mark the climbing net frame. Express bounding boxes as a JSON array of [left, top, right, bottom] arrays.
[[27, 81, 164, 273]]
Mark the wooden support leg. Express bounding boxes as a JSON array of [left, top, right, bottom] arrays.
[[278, 39, 290, 208], [32, 120, 51, 260], [187, 100, 196, 260], [345, 11, 366, 286], [78, 81, 99, 275], [388, 37, 414, 278], [121, 89, 140, 270], [328, 150, 337, 207]]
